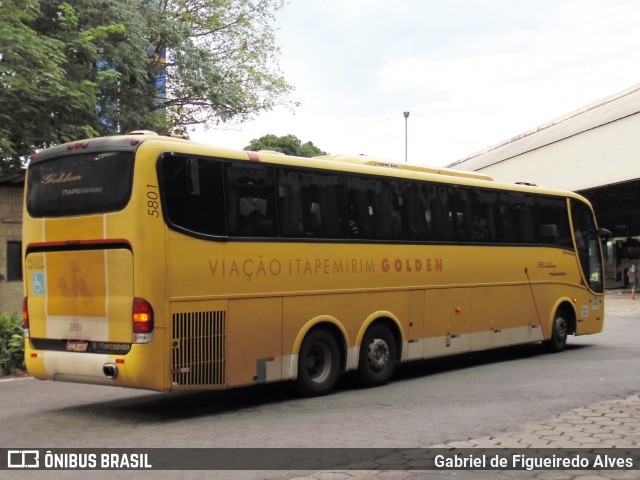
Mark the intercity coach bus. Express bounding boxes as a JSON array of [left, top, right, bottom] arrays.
[[22, 132, 608, 395]]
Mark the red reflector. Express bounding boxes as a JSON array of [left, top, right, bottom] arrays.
[[132, 298, 154, 334], [31, 353, 38, 358], [115, 359, 125, 364], [130, 140, 139, 146], [22, 297, 29, 330]]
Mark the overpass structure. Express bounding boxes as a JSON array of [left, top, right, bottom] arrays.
[[449, 84, 640, 285]]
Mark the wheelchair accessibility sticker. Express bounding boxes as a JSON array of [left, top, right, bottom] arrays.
[[32, 272, 45, 295]]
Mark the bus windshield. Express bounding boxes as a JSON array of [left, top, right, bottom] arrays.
[[27, 151, 134, 217], [571, 200, 605, 293]]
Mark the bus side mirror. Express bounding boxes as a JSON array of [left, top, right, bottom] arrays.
[[596, 228, 612, 239]]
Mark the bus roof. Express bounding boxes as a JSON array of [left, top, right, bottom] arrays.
[[313, 154, 494, 181], [29, 132, 591, 206]]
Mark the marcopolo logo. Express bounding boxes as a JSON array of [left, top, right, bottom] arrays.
[[8, 450, 39, 469]]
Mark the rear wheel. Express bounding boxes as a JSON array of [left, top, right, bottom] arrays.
[[357, 324, 397, 387], [544, 309, 569, 352], [296, 329, 340, 396]]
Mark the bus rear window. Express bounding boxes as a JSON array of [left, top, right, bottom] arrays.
[[27, 152, 134, 217]]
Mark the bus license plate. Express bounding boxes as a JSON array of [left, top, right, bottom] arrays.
[[66, 340, 89, 352]]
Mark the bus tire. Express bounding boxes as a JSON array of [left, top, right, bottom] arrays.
[[543, 309, 569, 353], [357, 324, 397, 387], [296, 329, 340, 396]]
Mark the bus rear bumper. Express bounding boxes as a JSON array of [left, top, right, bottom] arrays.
[[25, 330, 167, 391]]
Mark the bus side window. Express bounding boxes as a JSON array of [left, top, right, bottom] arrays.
[[226, 164, 276, 237], [277, 170, 305, 236], [346, 177, 374, 239], [160, 156, 225, 237], [510, 193, 537, 243], [470, 189, 498, 242], [453, 188, 472, 241], [277, 169, 346, 238], [389, 180, 406, 240], [423, 184, 454, 241], [347, 176, 396, 240], [496, 193, 514, 242], [537, 196, 572, 247], [403, 183, 428, 240]]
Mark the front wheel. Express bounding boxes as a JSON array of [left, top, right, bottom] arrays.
[[543, 310, 569, 352], [357, 324, 397, 387], [296, 329, 340, 396]]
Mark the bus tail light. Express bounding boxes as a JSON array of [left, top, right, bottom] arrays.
[[132, 297, 154, 344], [23, 297, 30, 338]]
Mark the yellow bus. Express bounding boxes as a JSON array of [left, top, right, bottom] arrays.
[[22, 132, 608, 395]]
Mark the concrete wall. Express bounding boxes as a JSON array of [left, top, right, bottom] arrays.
[[0, 185, 24, 314]]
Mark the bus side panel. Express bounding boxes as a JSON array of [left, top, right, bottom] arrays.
[[227, 297, 282, 387], [405, 290, 425, 361], [283, 295, 323, 376], [423, 288, 472, 357], [577, 293, 604, 335], [542, 284, 603, 337], [509, 285, 544, 344], [470, 286, 512, 349]]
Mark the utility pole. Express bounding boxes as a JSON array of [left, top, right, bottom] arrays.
[[403, 111, 410, 162]]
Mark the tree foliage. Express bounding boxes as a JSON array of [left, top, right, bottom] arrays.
[[0, 0, 101, 169], [245, 134, 327, 157], [0, 0, 293, 169], [0, 312, 25, 376]]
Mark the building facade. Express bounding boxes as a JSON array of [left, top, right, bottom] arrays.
[[449, 84, 640, 287], [0, 173, 24, 314]]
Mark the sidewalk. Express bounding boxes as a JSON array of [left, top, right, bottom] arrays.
[[291, 292, 640, 480]]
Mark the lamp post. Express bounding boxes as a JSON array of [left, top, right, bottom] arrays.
[[403, 111, 410, 163]]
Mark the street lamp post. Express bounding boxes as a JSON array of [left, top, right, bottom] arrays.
[[403, 111, 410, 163]]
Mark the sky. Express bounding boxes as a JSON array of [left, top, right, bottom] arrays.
[[191, 0, 640, 167]]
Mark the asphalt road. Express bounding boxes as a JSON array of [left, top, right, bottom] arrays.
[[1, 293, 639, 479]]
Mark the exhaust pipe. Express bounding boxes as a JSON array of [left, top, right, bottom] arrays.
[[103, 363, 119, 379]]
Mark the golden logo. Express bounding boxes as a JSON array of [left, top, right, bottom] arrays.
[[41, 172, 82, 184]]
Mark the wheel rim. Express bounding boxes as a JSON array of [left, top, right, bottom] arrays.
[[305, 342, 332, 384], [367, 338, 390, 372]]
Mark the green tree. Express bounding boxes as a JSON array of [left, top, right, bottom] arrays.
[[0, 0, 293, 170], [245, 134, 327, 157], [0, 0, 101, 170]]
